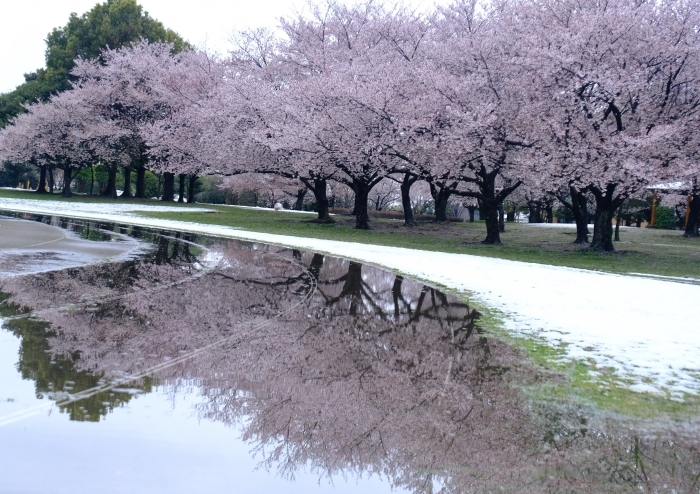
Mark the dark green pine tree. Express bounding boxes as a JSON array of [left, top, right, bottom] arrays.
[[0, 0, 186, 128]]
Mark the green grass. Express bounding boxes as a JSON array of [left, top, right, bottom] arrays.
[[2, 188, 698, 278], [465, 302, 700, 419], [140, 204, 700, 279]]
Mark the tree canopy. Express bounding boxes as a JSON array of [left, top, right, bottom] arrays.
[[0, 0, 186, 128]]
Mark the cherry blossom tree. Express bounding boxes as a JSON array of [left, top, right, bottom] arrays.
[[71, 41, 182, 198], [263, 2, 435, 229], [401, 0, 541, 243], [526, 0, 699, 250], [0, 89, 125, 197]]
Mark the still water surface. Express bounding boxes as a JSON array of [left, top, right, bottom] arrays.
[[0, 213, 698, 493]]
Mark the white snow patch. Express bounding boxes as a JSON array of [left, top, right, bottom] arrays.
[[220, 204, 329, 215], [526, 223, 594, 229], [0, 197, 215, 216], [1, 197, 699, 398]]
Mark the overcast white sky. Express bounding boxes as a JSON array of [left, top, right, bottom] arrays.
[[0, 0, 443, 94]]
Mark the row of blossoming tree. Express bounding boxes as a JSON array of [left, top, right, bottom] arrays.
[[0, 0, 699, 249]]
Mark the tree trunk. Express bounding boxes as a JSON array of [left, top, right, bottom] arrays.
[[544, 203, 553, 223], [49, 167, 54, 193], [430, 182, 451, 222], [187, 174, 198, 203], [294, 188, 307, 210], [35, 166, 47, 194], [527, 201, 542, 223], [61, 167, 74, 198], [102, 167, 118, 198], [178, 174, 186, 203], [614, 203, 623, 242], [467, 206, 476, 222], [590, 184, 622, 252], [506, 205, 515, 222], [498, 202, 505, 233], [161, 172, 175, 202], [400, 173, 417, 227], [354, 181, 371, 230], [135, 166, 146, 198], [570, 186, 589, 244], [481, 199, 501, 245], [90, 166, 95, 196], [302, 178, 333, 223], [351, 183, 359, 216], [684, 193, 699, 238], [122, 167, 133, 198], [473, 167, 518, 245]]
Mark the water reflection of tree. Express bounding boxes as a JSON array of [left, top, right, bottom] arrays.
[[2, 236, 308, 383], [191, 253, 533, 493], [2, 237, 699, 492], [0, 293, 137, 422], [0, 232, 204, 421]]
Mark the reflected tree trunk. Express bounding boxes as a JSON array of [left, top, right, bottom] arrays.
[[392, 275, 403, 319], [308, 253, 324, 281]]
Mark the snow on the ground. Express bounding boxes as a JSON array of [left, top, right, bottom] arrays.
[[526, 222, 593, 228], [222, 204, 326, 214], [2, 197, 699, 398], [526, 222, 646, 230], [0, 197, 215, 216]]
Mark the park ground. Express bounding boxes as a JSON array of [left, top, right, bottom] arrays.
[[1, 188, 698, 279], [1, 188, 699, 420]]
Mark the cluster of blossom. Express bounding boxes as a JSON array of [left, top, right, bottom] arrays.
[[1, 0, 698, 248]]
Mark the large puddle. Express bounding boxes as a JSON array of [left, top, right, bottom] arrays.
[[0, 213, 698, 493]]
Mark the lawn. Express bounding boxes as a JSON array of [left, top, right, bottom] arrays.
[[2, 188, 699, 279], [143, 205, 700, 279]]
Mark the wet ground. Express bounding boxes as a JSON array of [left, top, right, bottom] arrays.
[[0, 213, 698, 493], [0, 217, 142, 276]]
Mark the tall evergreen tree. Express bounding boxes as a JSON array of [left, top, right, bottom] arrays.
[[0, 0, 186, 127]]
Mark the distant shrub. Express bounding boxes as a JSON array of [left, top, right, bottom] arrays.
[[654, 206, 676, 230], [195, 176, 226, 204]]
